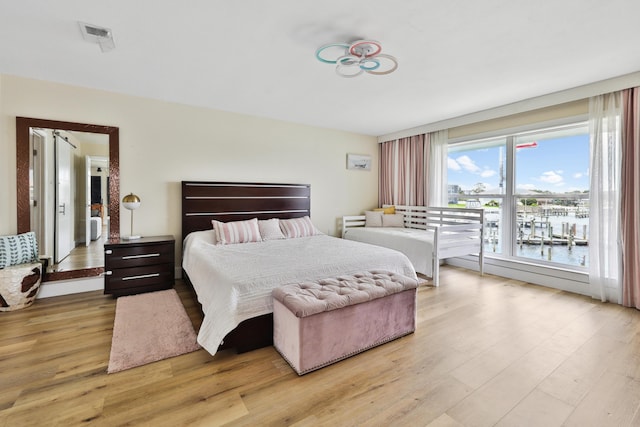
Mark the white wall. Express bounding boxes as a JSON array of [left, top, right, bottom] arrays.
[[0, 74, 379, 272]]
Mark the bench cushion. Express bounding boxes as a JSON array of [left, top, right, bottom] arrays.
[[272, 270, 417, 317]]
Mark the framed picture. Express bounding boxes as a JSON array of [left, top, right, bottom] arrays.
[[346, 153, 372, 171]]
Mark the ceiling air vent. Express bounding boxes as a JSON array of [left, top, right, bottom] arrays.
[[79, 22, 115, 53]]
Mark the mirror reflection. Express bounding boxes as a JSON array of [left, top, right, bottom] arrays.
[[29, 128, 109, 273], [16, 117, 120, 282]]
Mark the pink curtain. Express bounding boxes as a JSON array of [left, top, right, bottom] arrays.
[[379, 141, 395, 206], [621, 87, 640, 309], [378, 135, 426, 206]]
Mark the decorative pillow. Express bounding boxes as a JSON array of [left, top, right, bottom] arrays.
[[279, 216, 321, 238], [382, 213, 405, 228], [212, 218, 262, 245], [0, 231, 39, 269], [364, 211, 383, 227], [258, 218, 285, 241], [373, 205, 396, 214]]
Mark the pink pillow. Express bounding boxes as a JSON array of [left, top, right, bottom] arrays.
[[279, 216, 320, 238], [212, 218, 262, 245]]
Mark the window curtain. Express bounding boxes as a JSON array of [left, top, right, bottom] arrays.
[[379, 141, 395, 206], [621, 87, 640, 309], [428, 129, 448, 206], [379, 135, 428, 206], [588, 92, 622, 303]]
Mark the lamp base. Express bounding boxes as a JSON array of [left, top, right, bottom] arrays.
[[122, 235, 141, 240]]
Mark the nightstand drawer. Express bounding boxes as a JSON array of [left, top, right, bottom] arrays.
[[104, 235, 175, 296], [105, 242, 173, 269], [105, 263, 174, 291]]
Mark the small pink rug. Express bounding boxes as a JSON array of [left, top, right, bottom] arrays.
[[107, 289, 200, 373]]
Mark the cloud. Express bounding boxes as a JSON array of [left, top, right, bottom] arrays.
[[456, 155, 481, 173], [447, 157, 461, 171], [539, 170, 564, 185], [480, 169, 496, 178], [518, 183, 537, 190], [577, 168, 590, 178]]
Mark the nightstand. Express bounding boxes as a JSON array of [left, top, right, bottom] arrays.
[[104, 235, 175, 297]]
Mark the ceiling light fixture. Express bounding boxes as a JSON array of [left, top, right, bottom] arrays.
[[79, 22, 115, 53], [315, 40, 398, 78]]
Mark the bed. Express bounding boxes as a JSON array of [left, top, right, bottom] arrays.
[[342, 205, 484, 286], [181, 181, 417, 356]]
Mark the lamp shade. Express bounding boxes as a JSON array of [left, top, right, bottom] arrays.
[[122, 193, 141, 211]]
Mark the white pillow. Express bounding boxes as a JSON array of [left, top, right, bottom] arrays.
[[382, 213, 405, 228], [279, 216, 321, 238], [364, 211, 383, 227], [258, 218, 285, 241], [194, 229, 217, 245], [212, 218, 262, 245]]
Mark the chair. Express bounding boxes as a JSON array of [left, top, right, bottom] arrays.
[[0, 231, 43, 311]]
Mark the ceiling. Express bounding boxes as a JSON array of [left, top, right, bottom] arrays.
[[2, 1, 640, 136]]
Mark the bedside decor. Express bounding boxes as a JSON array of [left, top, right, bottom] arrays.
[[107, 289, 200, 373], [346, 153, 372, 170], [0, 231, 43, 311], [104, 235, 175, 296], [122, 193, 141, 240]]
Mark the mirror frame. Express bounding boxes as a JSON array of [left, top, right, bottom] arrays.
[[16, 117, 120, 282]]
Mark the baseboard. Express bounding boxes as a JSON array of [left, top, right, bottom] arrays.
[[37, 276, 104, 298], [37, 268, 182, 299]]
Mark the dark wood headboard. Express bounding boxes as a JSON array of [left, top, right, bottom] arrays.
[[181, 181, 311, 243]]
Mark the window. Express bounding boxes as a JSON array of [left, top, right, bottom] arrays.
[[447, 123, 589, 269]]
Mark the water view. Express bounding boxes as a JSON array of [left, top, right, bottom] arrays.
[[480, 206, 589, 267], [448, 123, 591, 269]]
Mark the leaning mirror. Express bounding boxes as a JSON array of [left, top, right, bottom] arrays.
[[16, 117, 120, 282]]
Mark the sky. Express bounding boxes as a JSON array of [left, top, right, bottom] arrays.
[[448, 133, 590, 195]]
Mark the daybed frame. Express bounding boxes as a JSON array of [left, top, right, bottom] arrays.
[[342, 205, 484, 286], [181, 181, 311, 353]]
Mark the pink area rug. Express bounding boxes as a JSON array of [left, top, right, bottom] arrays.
[[107, 289, 200, 373]]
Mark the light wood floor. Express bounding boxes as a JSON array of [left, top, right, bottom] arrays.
[[1, 266, 639, 426], [52, 225, 108, 272]]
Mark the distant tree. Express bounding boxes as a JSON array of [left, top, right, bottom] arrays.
[[485, 200, 500, 207], [471, 182, 486, 194], [521, 198, 538, 207]]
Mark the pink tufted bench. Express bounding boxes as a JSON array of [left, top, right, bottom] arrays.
[[272, 270, 418, 375]]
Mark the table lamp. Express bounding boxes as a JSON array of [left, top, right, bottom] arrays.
[[122, 193, 141, 240]]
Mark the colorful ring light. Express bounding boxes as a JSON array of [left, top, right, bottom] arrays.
[[335, 55, 364, 78], [349, 40, 382, 57], [364, 54, 398, 75], [316, 39, 397, 77], [315, 43, 350, 64], [359, 58, 380, 71]]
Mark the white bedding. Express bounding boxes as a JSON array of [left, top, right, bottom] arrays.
[[182, 231, 417, 356], [343, 227, 435, 276]]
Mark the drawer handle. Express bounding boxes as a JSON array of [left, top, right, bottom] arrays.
[[122, 273, 161, 281], [103, 271, 113, 276], [121, 253, 160, 260], [105, 250, 113, 255]]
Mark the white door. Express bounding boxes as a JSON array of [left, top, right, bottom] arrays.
[[55, 136, 73, 263], [30, 130, 46, 254], [84, 156, 91, 246]]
